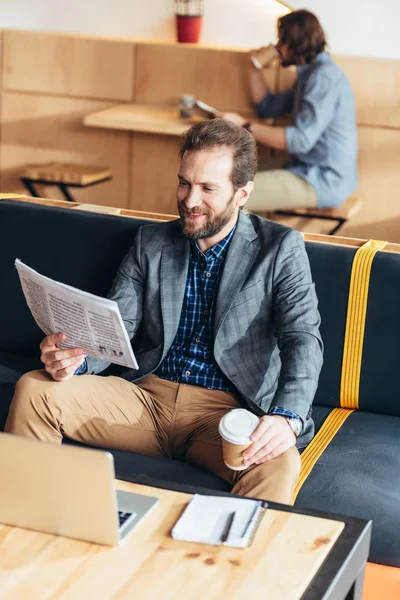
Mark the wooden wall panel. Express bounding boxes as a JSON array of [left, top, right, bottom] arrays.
[[1, 31, 400, 242], [341, 127, 400, 240], [275, 127, 400, 240], [130, 133, 180, 214], [134, 43, 277, 113], [335, 55, 400, 130], [0, 91, 131, 208], [3, 31, 135, 102]]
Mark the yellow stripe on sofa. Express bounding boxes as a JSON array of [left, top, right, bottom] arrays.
[[340, 239, 388, 409], [292, 408, 354, 503], [292, 239, 388, 504]]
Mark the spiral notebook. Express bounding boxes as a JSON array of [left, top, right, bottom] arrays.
[[171, 494, 267, 548]]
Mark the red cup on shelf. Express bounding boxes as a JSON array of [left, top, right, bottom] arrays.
[[176, 15, 203, 44]]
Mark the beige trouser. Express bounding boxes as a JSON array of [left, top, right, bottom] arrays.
[[5, 371, 301, 505], [246, 151, 318, 213]]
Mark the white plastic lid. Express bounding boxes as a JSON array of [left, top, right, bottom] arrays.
[[218, 409, 260, 445]]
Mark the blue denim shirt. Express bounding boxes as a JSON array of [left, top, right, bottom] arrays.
[[255, 52, 358, 208]]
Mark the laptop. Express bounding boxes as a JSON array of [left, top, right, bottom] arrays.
[[0, 432, 159, 546]]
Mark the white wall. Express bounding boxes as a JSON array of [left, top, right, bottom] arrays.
[[290, 0, 400, 60], [0, 0, 286, 48], [1, 0, 399, 60]]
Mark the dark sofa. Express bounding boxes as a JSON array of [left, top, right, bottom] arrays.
[[1, 199, 399, 567]]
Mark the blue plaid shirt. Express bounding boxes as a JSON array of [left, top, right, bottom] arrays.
[[155, 227, 236, 391]]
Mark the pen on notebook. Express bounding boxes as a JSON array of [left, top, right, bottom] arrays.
[[240, 502, 263, 540], [220, 511, 236, 545]]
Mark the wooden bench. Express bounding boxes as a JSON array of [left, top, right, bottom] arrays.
[[21, 162, 112, 203], [273, 196, 362, 235]]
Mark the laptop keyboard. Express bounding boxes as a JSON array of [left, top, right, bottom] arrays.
[[118, 511, 133, 527]]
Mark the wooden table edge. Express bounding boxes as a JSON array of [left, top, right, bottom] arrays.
[[116, 476, 371, 600]]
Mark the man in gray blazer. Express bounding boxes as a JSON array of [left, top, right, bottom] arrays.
[[6, 119, 323, 504]]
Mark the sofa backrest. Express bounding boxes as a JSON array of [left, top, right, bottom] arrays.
[[307, 241, 400, 417], [0, 200, 149, 356], [1, 200, 398, 417]]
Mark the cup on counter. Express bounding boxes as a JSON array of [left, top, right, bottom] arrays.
[[250, 44, 279, 70], [179, 94, 196, 118], [218, 409, 260, 471]]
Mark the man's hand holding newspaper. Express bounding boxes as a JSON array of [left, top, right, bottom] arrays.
[[40, 332, 86, 382], [15, 259, 138, 382]]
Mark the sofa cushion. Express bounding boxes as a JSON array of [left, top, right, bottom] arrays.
[[359, 252, 400, 416], [305, 242, 354, 410], [65, 439, 231, 492], [295, 406, 400, 567], [0, 351, 42, 429], [307, 241, 400, 417]]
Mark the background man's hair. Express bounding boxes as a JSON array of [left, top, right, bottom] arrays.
[[179, 119, 258, 190], [278, 10, 327, 64]]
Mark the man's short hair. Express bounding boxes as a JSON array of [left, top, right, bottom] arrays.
[[278, 9, 327, 64], [179, 119, 258, 190]]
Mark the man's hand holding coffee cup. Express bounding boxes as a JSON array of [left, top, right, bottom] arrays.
[[249, 50, 263, 71], [249, 44, 279, 70], [40, 332, 85, 382], [242, 415, 296, 466]]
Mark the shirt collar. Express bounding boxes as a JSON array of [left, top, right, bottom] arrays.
[[296, 51, 331, 75], [192, 223, 237, 262]]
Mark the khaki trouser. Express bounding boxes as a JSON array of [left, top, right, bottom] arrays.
[[246, 152, 318, 213], [5, 371, 301, 505]]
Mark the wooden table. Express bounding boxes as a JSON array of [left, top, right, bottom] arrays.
[[0, 480, 370, 600], [83, 103, 259, 137], [84, 103, 206, 136]]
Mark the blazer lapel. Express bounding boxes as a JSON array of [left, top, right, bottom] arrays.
[[214, 212, 259, 338], [160, 235, 190, 353]]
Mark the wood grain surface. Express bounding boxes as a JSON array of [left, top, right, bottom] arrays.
[[0, 480, 344, 600]]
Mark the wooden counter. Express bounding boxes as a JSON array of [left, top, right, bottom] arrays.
[[84, 103, 206, 136]]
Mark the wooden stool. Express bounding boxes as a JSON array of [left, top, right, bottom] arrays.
[[273, 196, 362, 235], [21, 162, 112, 203]]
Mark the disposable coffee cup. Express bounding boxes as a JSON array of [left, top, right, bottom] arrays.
[[250, 55, 263, 70], [218, 409, 260, 471], [253, 44, 279, 69], [179, 94, 196, 118]]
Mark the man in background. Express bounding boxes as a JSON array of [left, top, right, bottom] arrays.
[[217, 9, 358, 213]]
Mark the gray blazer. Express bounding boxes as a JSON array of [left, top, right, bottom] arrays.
[[86, 212, 323, 448]]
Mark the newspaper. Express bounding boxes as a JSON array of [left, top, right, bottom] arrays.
[[15, 259, 138, 369]]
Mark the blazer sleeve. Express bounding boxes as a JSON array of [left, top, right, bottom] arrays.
[[85, 227, 145, 375], [270, 229, 323, 421]]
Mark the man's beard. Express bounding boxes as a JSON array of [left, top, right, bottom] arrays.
[[178, 194, 236, 240]]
